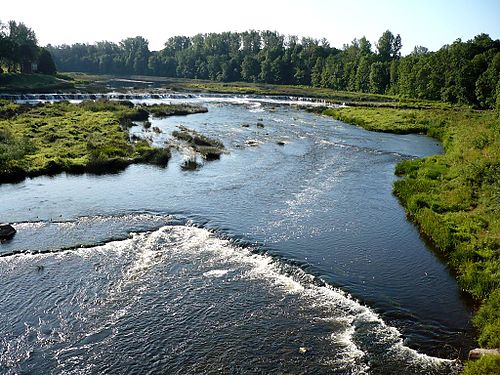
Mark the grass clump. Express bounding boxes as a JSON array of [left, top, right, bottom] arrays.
[[181, 157, 201, 170], [171, 126, 226, 160], [142, 103, 207, 118], [324, 105, 500, 372], [134, 139, 171, 166]]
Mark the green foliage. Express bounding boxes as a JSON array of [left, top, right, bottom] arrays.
[[0, 99, 28, 118], [473, 289, 500, 347], [462, 355, 500, 375], [369, 62, 389, 94], [496, 79, 500, 114], [0, 127, 34, 175], [134, 140, 171, 166], [37, 48, 56, 75], [415, 208, 454, 251], [323, 107, 431, 133], [0, 20, 57, 75]]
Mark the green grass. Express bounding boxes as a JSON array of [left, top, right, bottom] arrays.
[[463, 355, 500, 375], [0, 73, 74, 92], [0, 100, 185, 180], [324, 106, 500, 373]]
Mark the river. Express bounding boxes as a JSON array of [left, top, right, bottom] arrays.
[[0, 95, 474, 374]]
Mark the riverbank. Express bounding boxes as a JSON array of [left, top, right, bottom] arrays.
[[0, 100, 206, 182], [0, 73, 75, 93], [323, 106, 500, 374]]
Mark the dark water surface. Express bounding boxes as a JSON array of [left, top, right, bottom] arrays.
[[0, 96, 474, 374]]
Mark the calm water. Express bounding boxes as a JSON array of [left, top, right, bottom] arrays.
[[0, 96, 474, 374]]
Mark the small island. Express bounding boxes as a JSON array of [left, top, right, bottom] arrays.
[[0, 100, 208, 182]]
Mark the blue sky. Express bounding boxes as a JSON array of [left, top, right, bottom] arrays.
[[2, 0, 499, 54]]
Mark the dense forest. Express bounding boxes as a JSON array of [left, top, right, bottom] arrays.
[[0, 20, 56, 75], [47, 30, 500, 109]]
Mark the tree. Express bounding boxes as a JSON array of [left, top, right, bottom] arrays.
[[359, 37, 372, 56], [119, 36, 150, 74], [369, 62, 388, 93], [5, 21, 38, 72], [376, 30, 395, 62], [355, 56, 371, 92], [37, 48, 56, 74], [412, 46, 429, 55], [241, 55, 260, 82], [376, 30, 401, 62]]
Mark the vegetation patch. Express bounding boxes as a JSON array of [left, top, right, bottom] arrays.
[[0, 100, 201, 181], [171, 126, 226, 160], [324, 106, 500, 372], [0, 73, 74, 93], [181, 157, 201, 171], [143, 103, 208, 118]]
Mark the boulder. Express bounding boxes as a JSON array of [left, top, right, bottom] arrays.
[[0, 224, 16, 240], [469, 348, 500, 360]]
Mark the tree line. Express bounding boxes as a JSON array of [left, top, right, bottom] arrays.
[[0, 20, 56, 75], [3, 23, 499, 109]]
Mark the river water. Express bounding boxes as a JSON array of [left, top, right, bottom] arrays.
[[0, 95, 474, 374]]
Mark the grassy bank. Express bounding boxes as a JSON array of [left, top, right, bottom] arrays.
[[0, 100, 206, 181], [324, 106, 500, 373], [0, 73, 75, 93]]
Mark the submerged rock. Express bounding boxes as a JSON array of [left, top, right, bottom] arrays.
[[0, 224, 16, 240], [245, 139, 259, 147]]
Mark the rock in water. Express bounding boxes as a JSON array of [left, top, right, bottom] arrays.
[[0, 224, 16, 240]]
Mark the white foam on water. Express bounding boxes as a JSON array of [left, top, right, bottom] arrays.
[[12, 221, 46, 230], [203, 269, 231, 278], [152, 225, 458, 370], [1, 221, 460, 374]]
